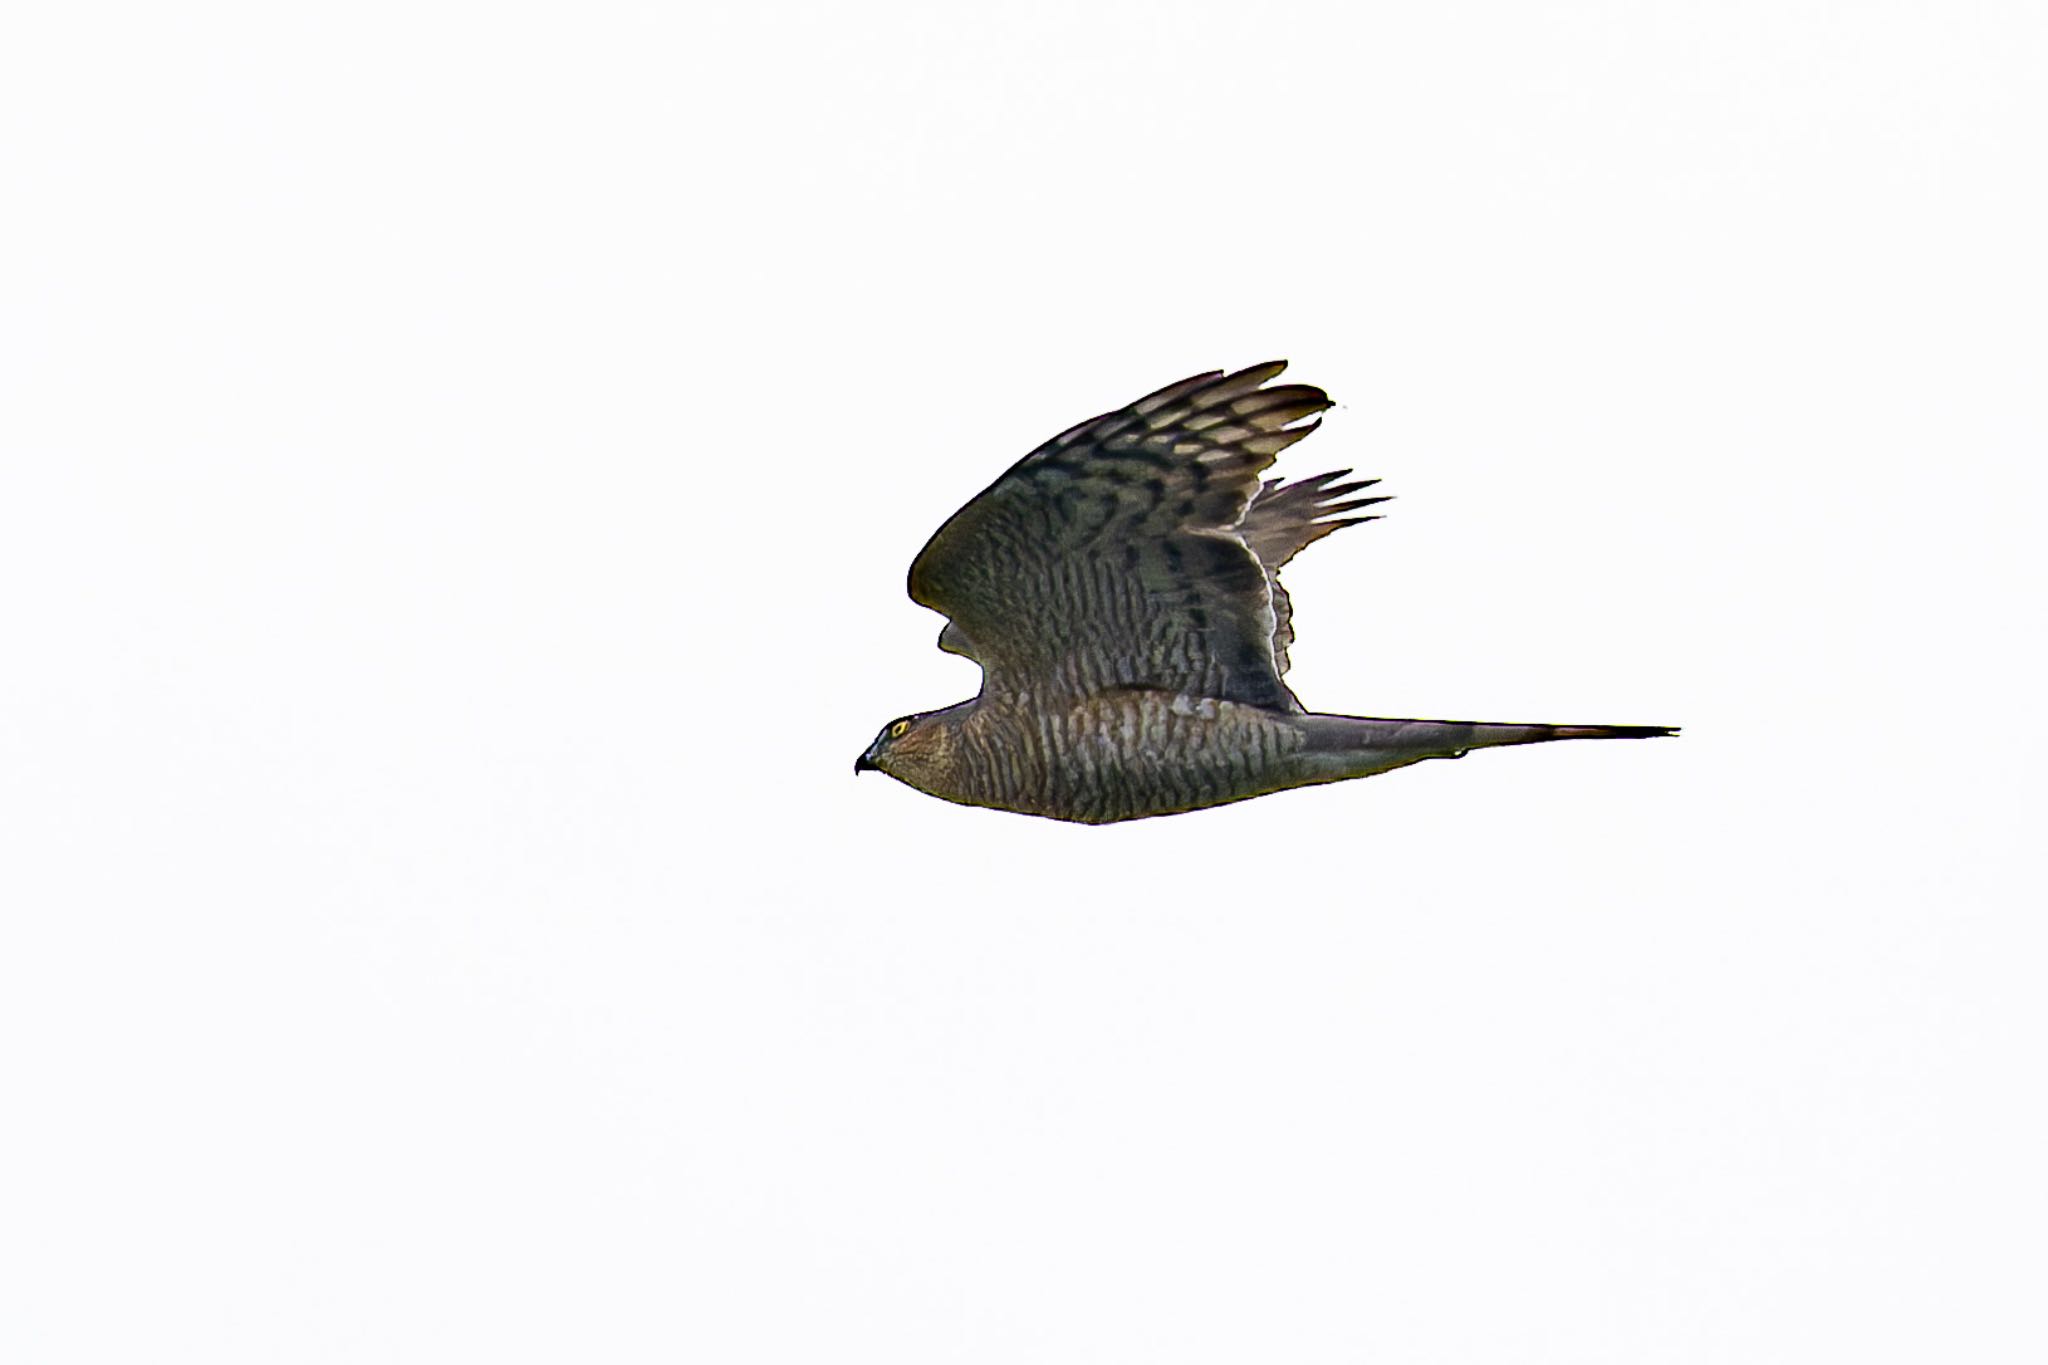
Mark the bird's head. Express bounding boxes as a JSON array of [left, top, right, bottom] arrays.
[[855, 710, 950, 785]]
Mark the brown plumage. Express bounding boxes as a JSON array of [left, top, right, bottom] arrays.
[[856, 362, 1675, 824]]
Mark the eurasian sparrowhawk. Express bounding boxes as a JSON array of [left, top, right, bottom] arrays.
[[857, 362, 1674, 823]]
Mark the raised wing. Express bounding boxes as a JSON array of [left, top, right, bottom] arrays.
[[907, 362, 1336, 710]]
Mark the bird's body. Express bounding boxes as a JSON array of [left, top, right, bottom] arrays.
[[885, 689, 1306, 825], [858, 363, 1673, 824]]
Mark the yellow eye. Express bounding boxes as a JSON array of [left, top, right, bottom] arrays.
[[889, 719, 910, 739]]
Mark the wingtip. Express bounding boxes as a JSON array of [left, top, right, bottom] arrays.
[[1224, 359, 1291, 390]]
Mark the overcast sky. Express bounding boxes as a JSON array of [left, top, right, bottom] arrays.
[[3, 3, 2043, 1362]]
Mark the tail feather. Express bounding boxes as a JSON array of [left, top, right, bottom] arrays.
[[1546, 723, 1679, 741], [1294, 713, 1677, 781]]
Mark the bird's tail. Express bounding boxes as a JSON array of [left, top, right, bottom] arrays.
[[1294, 713, 1677, 780], [1518, 722, 1679, 742]]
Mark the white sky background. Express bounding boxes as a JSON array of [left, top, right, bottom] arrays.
[[2, 2, 2043, 1361]]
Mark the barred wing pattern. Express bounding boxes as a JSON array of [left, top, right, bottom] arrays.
[[908, 362, 1383, 710]]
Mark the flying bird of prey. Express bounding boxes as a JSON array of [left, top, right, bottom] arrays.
[[856, 362, 1674, 824]]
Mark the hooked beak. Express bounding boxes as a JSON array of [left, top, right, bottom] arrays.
[[854, 749, 879, 774]]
